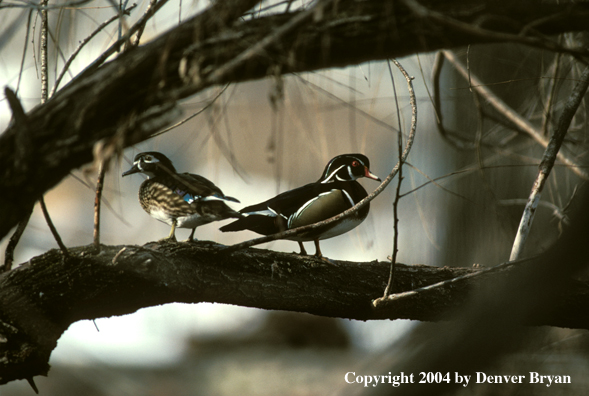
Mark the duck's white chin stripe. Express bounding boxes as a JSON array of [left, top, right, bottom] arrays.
[[321, 165, 346, 183]]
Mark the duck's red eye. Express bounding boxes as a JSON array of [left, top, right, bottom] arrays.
[[352, 160, 360, 167]]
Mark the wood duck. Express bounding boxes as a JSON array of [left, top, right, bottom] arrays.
[[122, 151, 242, 241], [220, 154, 381, 257]]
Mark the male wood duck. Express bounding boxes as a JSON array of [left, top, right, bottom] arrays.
[[122, 151, 242, 241], [220, 154, 381, 257]]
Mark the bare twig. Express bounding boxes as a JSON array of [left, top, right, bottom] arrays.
[[50, 3, 138, 96], [541, 45, 563, 136], [403, 162, 473, 203], [510, 65, 589, 261], [93, 161, 107, 250], [294, 75, 401, 135], [431, 51, 476, 150], [499, 199, 569, 225], [372, 60, 421, 305], [14, 10, 34, 95], [383, 59, 410, 298], [2, 209, 32, 272], [38, 0, 69, 259], [373, 256, 534, 308], [433, 51, 536, 150], [226, 59, 418, 253], [40, 198, 70, 258], [80, 0, 171, 76], [148, 84, 230, 139], [131, 0, 158, 47], [40, 0, 48, 103], [442, 50, 589, 180], [70, 173, 131, 227], [402, 162, 584, 200], [0, 0, 94, 11]]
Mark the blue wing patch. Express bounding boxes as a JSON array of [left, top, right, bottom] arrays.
[[175, 188, 198, 204], [174, 188, 238, 204]]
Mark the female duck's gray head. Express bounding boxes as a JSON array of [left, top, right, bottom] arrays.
[[122, 151, 177, 179]]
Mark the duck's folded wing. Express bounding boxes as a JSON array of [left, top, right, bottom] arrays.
[[286, 189, 353, 229], [175, 173, 240, 203]]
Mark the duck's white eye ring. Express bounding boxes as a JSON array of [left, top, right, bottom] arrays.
[[144, 155, 153, 162]]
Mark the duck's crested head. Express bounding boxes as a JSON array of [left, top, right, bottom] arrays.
[[319, 154, 381, 183], [122, 151, 177, 178]]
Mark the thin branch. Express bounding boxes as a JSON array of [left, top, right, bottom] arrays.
[[403, 162, 474, 204], [431, 51, 476, 150], [499, 199, 568, 224], [40, 0, 48, 103], [442, 50, 589, 180], [131, 0, 158, 47], [37, 3, 69, 259], [541, 44, 563, 136], [14, 10, 34, 95], [0, 0, 95, 11], [402, 162, 586, 200], [373, 179, 589, 318], [226, 58, 418, 253], [39, 198, 70, 258], [2, 209, 32, 272], [80, 0, 171, 76], [383, 59, 410, 298], [510, 65, 589, 261], [374, 256, 534, 309], [433, 51, 542, 150], [148, 84, 230, 139], [69, 172, 131, 227], [294, 75, 400, 134], [49, 3, 138, 97], [93, 161, 107, 250]]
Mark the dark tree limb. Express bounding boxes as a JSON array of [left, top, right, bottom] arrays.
[[2, 0, 589, 240], [1, 241, 589, 384]]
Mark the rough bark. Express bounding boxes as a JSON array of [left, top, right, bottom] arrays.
[[1, 0, 589, 240], [1, 240, 589, 384]]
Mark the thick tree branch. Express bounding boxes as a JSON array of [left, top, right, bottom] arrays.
[[1, 241, 589, 384], [2, 0, 589, 240]]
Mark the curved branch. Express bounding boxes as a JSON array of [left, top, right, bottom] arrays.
[[1, 241, 589, 384]]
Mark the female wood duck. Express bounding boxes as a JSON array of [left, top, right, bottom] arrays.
[[220, 154, 381, 257], [122, 151, 242, 241]]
